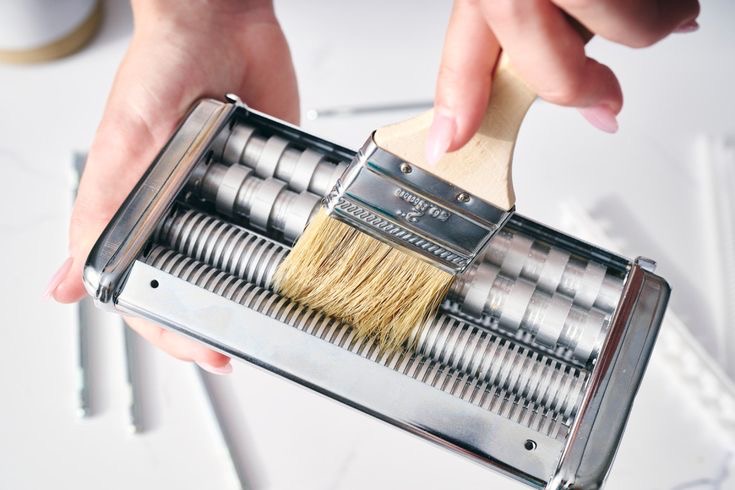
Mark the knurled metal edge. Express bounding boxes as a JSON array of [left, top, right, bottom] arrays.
[[331, 197, 470, 269]]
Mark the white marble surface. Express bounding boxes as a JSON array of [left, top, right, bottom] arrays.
[[0, 0, 732, 488]]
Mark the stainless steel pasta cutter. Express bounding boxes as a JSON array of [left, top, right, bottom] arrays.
[[84, 96, 670, 489]]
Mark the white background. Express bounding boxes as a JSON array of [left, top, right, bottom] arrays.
[[0, 1, 733, 489]]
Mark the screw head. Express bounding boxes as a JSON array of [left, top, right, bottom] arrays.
[[457, 192, 471, 203], [400, 163, 412, 174], [635, 256, 657, 272]]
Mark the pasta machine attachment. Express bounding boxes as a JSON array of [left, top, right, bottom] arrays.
[[84, 96, 670, 489]]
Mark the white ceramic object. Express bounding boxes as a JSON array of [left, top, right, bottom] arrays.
[[0, 0, 96, 51]]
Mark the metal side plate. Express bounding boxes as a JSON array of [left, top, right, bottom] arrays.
[[83, 99, 234, 308], [552, 265, 670, 489]]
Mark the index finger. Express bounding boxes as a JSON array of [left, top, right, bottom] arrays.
[[433, 0, 501, 152], [480, 0, 622, 112]]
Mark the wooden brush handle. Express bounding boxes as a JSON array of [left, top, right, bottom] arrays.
[[373, 19, 592, 211], [374, 55, 534, 211]]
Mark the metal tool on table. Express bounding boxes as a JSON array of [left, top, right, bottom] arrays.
[[71, 153, 93, 417], [84, 97, 670, 489], [196, 366, 254, 490], [121, 321, 146, 433], [306, 100, 433, 120], [71, 153, 142, 431]]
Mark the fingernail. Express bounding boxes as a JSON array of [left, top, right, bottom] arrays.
[[425, 110, 456, 166], [196, 361, 232, 375], [675, 19, 699, 33], [579, 105, 619, 134], [44, 257, 73, 300]]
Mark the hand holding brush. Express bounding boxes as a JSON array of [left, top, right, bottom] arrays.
[[275, 0, 700, 347]]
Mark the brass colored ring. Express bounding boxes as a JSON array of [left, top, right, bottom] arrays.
[[0, 0, 102, 64]]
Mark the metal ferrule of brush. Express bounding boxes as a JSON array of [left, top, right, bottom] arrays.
[[324, 134, 515, 274]]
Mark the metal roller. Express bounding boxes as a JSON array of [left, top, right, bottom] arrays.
[[189, 160, 320, 242], [410, 315, 585, 418], [214, 123, 348, 196], [484, 230, 623, 313], [144, 245, 585, 419], [557, 257, 605, 310], [157, 208, 607, 363], [155, 208, 286, 289], [453, 261, 609, 363], [223, 124, 256, 165]]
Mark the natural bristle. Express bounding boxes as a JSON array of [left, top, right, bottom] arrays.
[[274, 209, 453, 348]]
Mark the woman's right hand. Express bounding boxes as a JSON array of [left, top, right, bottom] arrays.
[[426, 0, 700, 164], [46, 0, 300, 374]]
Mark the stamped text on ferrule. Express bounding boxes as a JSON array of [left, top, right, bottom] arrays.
[[394, 187, 452, 223]]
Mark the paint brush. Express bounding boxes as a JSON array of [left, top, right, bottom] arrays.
[[275, 55, 536, 347]]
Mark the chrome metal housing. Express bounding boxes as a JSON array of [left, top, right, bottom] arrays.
[[84, 97, 670, 489]]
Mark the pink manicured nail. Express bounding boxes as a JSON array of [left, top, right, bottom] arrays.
[[579, 106, 619, 134], [44, 257, 73, 300], [196, 361, 233, 375], [425, 111, 456, 166], [675, 19, 699, 33]]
